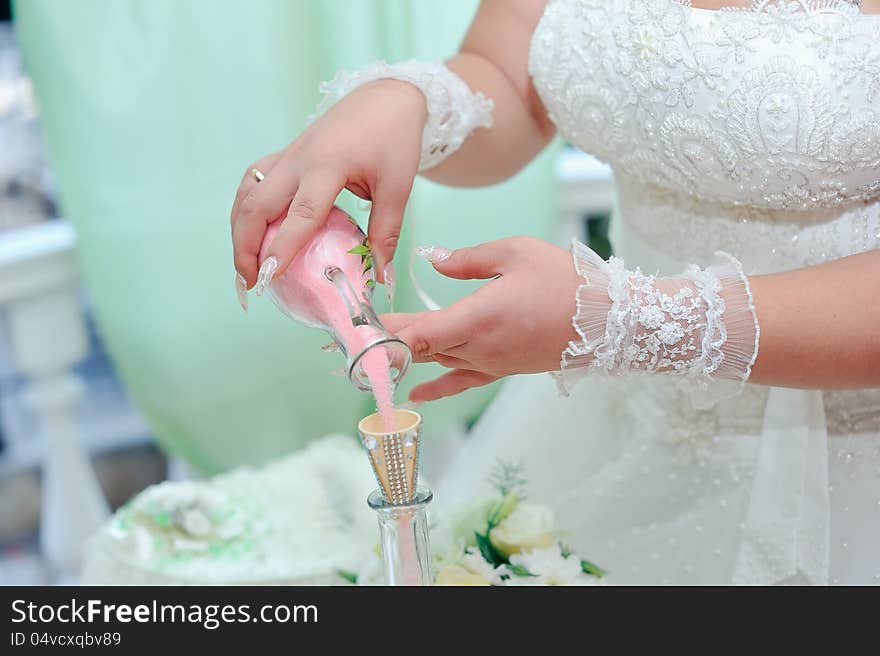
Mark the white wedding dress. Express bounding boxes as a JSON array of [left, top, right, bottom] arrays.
[[438, 0, 880, 585]]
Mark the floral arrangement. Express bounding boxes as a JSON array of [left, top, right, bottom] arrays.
[[105, 482, 253, 565], [348, 462, 606, 586]]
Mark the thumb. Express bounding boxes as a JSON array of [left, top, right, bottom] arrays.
[[416, 241, 508, 281]]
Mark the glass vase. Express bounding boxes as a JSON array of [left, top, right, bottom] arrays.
[[367, 488, 433, 586]]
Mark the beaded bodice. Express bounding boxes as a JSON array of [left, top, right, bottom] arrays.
[[529, 0, 880, 273]]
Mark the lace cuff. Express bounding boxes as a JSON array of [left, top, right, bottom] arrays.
[[314, 60, 494, 171], [553, 241, 760, 408]]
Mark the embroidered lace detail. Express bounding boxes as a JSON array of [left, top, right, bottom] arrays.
[[554, 241, 759, 408], [528, 0, 880, 214], [314, 60, 494, 171], [618, 179, 880, 275], [678, 1, 863, 15]]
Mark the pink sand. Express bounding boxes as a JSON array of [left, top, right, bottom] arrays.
[[259, 207, 396, 432]]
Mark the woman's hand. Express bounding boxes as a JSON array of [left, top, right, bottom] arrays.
[[381, 236, 582, 402], [230, 79, 427, 293]]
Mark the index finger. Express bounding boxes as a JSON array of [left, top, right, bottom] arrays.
[[394, 299, 482, 363], [379, 311, 429, 336], [260, 171, 346, 280]]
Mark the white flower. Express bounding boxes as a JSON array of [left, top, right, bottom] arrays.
[[638, 304, 666, 330], [658, 321, 685, 345], [434, 549, 507, 586], [461, 548, 506, 585], [715, 16, 761, 64], [506, 546, 603, 586], [762, 2, 808, 44], [489, 503, 556, 557], [683, 50, 722, 91]]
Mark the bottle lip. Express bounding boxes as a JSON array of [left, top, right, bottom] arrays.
[[358, 408, 421, 435], [347, 335, 412, 391], [368, 487, 433, 511]]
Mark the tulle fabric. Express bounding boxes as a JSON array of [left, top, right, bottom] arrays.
[[554, 240, 759, 409]]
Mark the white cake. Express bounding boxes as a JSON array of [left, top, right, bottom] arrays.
[[82, 435, 378, 585]]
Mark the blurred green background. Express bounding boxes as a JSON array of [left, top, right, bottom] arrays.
[[13, 0, 557, 473]]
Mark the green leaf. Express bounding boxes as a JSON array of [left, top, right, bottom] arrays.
[[507, 564, 537, 577], [559, 543, 572, 559], [580, 559, 606, 578], [474, 531, 508, 568], [487, 492, 518, 529], [347, 244, 371, 256], [487, 460, 528, 499], [362, 255, 373, 273], [337, 569, 358, 584], [365, 279, 375, 288]]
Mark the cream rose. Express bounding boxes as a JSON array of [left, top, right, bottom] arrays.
[[489, 503, 555, 557], [435, 564, 492, 586]]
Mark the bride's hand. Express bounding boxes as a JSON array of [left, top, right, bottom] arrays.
[[230, 79, 427, 290], [381, 237, 582, 402]]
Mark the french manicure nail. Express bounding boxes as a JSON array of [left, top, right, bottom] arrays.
[[398, 400, 424, 411], [415, 246, 452, 264], [235, 272, 248, 312], [383, 262, 396, 307], [255, 256, 278, 296]]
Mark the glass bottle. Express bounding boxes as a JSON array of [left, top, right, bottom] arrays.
[[368, 488, 433, 586], [259, 206, 411, 391]]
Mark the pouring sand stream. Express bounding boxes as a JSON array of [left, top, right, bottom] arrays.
[[258, 208, 399, 431]]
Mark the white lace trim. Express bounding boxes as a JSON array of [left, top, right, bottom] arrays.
[[313, 60, 494, 171], [553, 241, 760, 409], [716, 251, 761, 385], [676, 0, 862, 14]]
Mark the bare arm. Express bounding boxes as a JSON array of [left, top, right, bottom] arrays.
[[748, 249, 880, 388], [424, 0, 555, 186], [230, 0, 552, 292], [382, 243, 880, 403]]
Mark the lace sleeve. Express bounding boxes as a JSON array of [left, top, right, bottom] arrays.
[[313, 60, 494, 171], [553, 241, 760, 409]]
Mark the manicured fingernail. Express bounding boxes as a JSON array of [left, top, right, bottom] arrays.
[[235, 272, 248, 312], [398, 400, 423, 411], [383, 262, 396, 307], [255, 256, 278, 296], [415, 246, 452, 264]]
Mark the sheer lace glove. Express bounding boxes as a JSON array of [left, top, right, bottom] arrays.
[[555, 241, 760, 407], [315, 60, 494, 171]]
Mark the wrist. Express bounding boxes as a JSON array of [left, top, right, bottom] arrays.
[[359, 78, 429, 127], [315, 60, 493, 171]]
